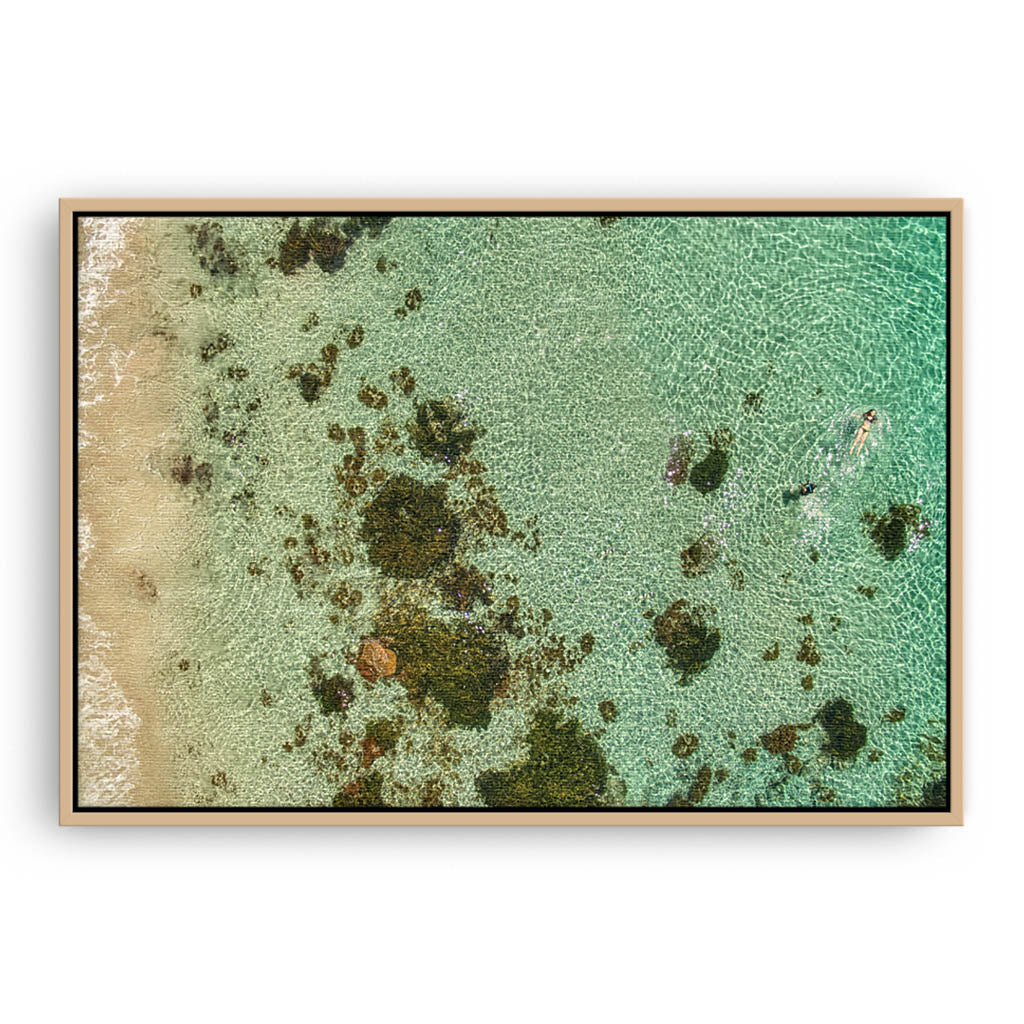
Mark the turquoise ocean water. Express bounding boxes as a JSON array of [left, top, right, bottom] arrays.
[[142, 214, 947, 808]]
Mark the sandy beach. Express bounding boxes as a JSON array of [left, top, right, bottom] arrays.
[[77, 217, 196, 806]]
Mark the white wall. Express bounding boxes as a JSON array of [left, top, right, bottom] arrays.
[[2, 2, 1017, 1021]]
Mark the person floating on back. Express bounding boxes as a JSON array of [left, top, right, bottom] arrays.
[[850, 409, 877, 455]]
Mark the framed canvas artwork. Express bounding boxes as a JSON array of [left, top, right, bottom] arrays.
[[60, 199, 962, 824]]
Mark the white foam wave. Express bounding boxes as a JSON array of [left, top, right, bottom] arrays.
[[78, 217, 142, 413], [77, 218, 144, 805], [77, 611, 142, 806]]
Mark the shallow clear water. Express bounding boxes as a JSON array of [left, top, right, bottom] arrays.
[[92, 214, 948, 809]]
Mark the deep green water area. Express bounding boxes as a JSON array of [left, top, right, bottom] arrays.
[[152, 214, 947, 809]]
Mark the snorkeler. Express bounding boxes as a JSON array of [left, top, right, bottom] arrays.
[[850, 409, 877, 455], [783, 481, 815, 504]]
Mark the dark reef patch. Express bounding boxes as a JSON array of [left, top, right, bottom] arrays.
[[599, 700, 618, 724], [360, 718, 402, 768], [307, 218, 348, 273], [796, 634, 821, 667], [667, 765, 713, 807], [459, 474, 510, 538], [337, 215, 392, 244], [328, 582, 363, 613], [761, 724, 798, 755], [921, 775, 948, 808], [277, 220, 311, 274], [390, 366, 416, 395], [689, 428, 735, 495], [332, 771, 384, 807], [171, 454, 213, 493], [275, 216, 391, 276], [475, 711, 609, 807], [652, 598, 721, 683], [357, 384, 389, 410], [287, 343, 339, 404], [378, 604, 509, 729], [408, 396, 481, 465], [188, 221, 239, 276], [672, 733, 699, 759], [359, 474, 459, 579], [862, 503, 928, 560], [199, 332, 231, 363], [680, 533, 720, 577], [307, 657, 356, 717], [437, 562, 494, 612], [813, 698, 867, 762]]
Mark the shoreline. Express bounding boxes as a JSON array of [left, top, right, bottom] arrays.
[[77, 217, 195, 806]]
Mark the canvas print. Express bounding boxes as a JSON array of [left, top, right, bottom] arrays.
[[71, 208, 952, 816]]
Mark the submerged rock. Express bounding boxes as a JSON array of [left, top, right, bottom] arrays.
[[355, 639, 397, 682]]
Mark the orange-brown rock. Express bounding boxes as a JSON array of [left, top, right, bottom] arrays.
[[355, 639, 397, 682]]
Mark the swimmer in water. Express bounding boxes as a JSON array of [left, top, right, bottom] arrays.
[[799, 482, 815, 496], [850, 409, 877, 455]]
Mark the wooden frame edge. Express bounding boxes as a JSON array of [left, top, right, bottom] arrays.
[[60, 199, 74, 826]]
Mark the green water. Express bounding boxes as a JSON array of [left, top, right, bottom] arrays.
[[148, 214, 947, 809]]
